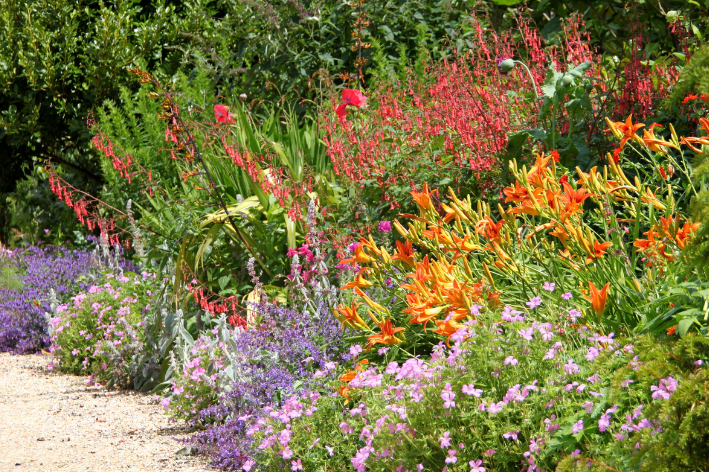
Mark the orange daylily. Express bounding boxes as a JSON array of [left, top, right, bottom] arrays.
[[366, 318, 405, 351], [675, 221, 701, 249], [639, 187, 667, 211], [503, 181, 531, 204], [526, 153, 554, 188], [642, 125, 679, 153], [559, 182, 592, 216], [584, 281, 611, 317], [612, 115, 645, 149], [334, 300, 368, 330], [411, 183, 434, 211], [392, 239, 416, 267], [441, 203, 457, 223], [341, 269, 375, 290], [586, 240, 613, 264], [339, 243, 375, 266], [633, 227, 659, 253], [432, 319, 465, 347], [475, 216, 504, 242]]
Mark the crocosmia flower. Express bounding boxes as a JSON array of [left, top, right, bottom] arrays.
[[214, 104, 234, 124], [336, 89, 367, 119]]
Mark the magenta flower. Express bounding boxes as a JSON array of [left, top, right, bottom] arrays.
[[543, 282, 556, 291], [378, 221, 392, 233], [503, 430, 519, 440], [562, 292, 573, 300], [504, 356, 518, 366], [291, 459, 303, 471], [439, 431, 452, 448]]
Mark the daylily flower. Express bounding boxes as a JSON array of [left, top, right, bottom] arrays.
[[214, 104, 234, 124], [391, 239, 416, 267], [334, 300, 368, 330], [336, 89, 367, 119], [609, 115, 644, 148], [341, 269, 375, 290], [411, 183, 434, 211], [366, 318, 404, 350], [642, 125, 679, 153], [584, 281, 610, 317]]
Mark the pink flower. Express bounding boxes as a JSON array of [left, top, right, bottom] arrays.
[[378, 221, 392, 233], [572, 419, 584, 434], [291, 459, 303, 471], [504, 356, 518, 366], [214, 104, 233, 124], [439, 431, 452, 448], [462, 384, 482, 397], [469, 459, 486, 472], [503, 430, 519, 440]]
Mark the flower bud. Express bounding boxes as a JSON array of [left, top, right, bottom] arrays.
[[561, 74, 575, 87], [239, 93, 247, 101], [496, 57, 516, 75]]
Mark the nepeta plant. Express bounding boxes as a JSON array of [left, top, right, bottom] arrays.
[[0, 245, 102, 353]]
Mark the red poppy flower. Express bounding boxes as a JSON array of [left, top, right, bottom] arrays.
[[336, 89, 367, 119], [214, 104, 233, 124]]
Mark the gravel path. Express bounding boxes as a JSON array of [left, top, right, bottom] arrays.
[[0, 353, 212, 472]]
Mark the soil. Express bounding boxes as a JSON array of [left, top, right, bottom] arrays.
[[0, 352, 212, 472]]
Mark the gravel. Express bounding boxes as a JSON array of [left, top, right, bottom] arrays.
[[0, 352, 213, 471]]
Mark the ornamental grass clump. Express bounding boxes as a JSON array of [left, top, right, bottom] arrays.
[[248, 296, 705, 471], [334, 116, 705, 360]]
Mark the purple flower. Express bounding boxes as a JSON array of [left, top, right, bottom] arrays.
[[469, 459, 486, 472], [526, 296, 542, 309], [439, 431, 452, 448], [564, 359, 580, 374], [445, 449, 458, 464], [572, 419, 584, 434], [378, 221, 392, 233], [503, 430, 519, 440], [598, 414, 611, 432], [504, 356, 518, 366], [519, 328, 534, 341], [562, 292, 573, 300], [543, 282, 556, 292]]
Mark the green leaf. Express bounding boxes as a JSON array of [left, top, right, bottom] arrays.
[[678, 318, 698, 337]]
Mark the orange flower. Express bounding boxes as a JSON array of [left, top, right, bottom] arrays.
[[411, 183, 434, 211], [584, 281, 610, 317], [612, 115, 645, 149], [339, 243, 374, 266], [585, 240, 613, 264], [475, 216, 504, 242], [341, 269, 375, 290], [633, 228, 659, 253], [675, 221, 701, 249], [441, 203, 456, 223], [432, 319, 465, 347], [366, 318, 405, 351], [503, 181, 531, 204], [666, 325, 677, 336], [392, 240, 416, 267], [642, 126, 679, 153], [526, 153, 553, 188], [334, 300, 368, 330]]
